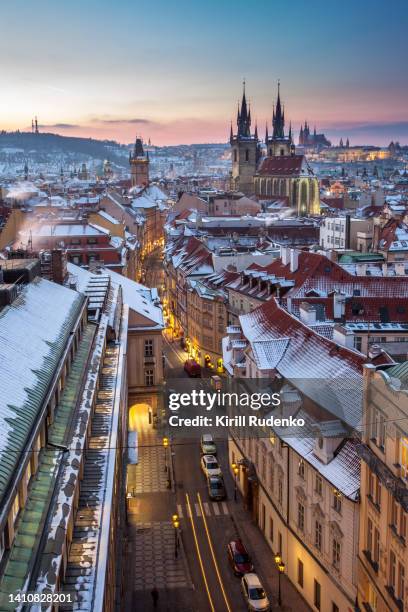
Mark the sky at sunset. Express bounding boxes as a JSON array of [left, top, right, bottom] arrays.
[[1, 0, 407, 146]]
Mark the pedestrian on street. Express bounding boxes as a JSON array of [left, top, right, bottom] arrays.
[[151, 586, 159, 608]]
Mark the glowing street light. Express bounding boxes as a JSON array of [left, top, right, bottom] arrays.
[[274, 554, 285, 606], [231, 462, 239, 502], [172, 513, 180, 558]]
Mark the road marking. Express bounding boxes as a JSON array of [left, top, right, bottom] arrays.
[[185, 493, 215, 612], [213, 502, 220, 515], [203, 502, 210, 516], [222, 502, 229, 515], [194, 502, 202, 517], [197, 492, 232, 612], [177, 504, 183, 519]]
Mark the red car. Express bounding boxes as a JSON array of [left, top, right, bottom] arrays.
[[184, 359, 201, 377], [227, 539, 254, 576]]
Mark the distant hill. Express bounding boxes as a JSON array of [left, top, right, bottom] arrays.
[[0, 131, 129, 166]]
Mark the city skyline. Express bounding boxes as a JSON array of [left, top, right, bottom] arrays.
[[1, 0, 407, 145]]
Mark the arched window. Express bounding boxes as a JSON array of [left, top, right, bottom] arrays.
[[245, 149, 249, 162], [301, 182, 308, 211]]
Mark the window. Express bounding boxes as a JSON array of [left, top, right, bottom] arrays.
[[400, 437, 408, 481], [373, 527, 380, 564], [398, 563, 405, 602], [391, 499, 398, 529], [314, 579, 321, 610], [145, 369, 154, 386], [389, 550, 396, 591], [278, 478, 283, 505], [332, 538, 341, 570], [333, 491, 342, 514], [278, 532, 282, 555], [354, 336, 362, 352], [315, 474, 323, 496], [332, 604, 339, 612], [367, 517, 373, 554], [245, 149, 249, 162], [314, 520, 322, 551], [400, 511, 407, 540], [269, 517, 274, 542], [298, 503, 305, 532], [297, 559, 304, 588], [368, 582, 377, 610], [144, 339, 154, 357], [298, 459, 305, 479]]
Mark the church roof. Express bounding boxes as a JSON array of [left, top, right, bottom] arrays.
[[258, 155, 305, 176]]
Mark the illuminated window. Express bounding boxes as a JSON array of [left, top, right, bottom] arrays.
[[400, 438, 408, 480]]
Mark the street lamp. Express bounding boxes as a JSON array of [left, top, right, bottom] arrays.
[[274, 554, 285, 607], [172, 513, 180, 558], [163, 437, 169, 473], [231, 462, 239, 502]]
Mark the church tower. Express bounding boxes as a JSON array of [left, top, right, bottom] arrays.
[[265, 82, 294, 157], [129, 136, 149, 188], [230, 82, 260, 195]]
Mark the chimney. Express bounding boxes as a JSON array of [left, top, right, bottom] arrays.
[[51, 249, 68, 285], [356, 263, 367, 276], [368, 344, 382, 359], [333, 291, 346, 320], [281, 246, 290, 265], [290, 249, 299, 273], [333, 324, 354, 349], [382, 263, 388, 277], [299, 302, 317, 325]]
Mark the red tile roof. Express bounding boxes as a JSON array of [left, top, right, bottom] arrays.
[[258, 155, 304, 176]]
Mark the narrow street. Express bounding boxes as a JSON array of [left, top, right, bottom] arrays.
[[123, 248, 311, 611]]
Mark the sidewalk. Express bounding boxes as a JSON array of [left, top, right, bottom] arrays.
[[124, 406, 195, 612], [231, 495, 311, 611]]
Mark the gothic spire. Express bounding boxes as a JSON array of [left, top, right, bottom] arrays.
[[254, 122, 258, 140], [237, 79, 251, 137], [289, 122, 292, 142], [265, 122, 269, 144], [272, 80, 285, 139], [230, 121, 233, 144]]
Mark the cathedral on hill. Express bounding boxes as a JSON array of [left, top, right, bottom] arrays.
[[299, 122, 331, 148], [230, 83, 320, 215]]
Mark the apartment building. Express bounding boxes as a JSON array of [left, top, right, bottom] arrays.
[[357, 361, 408, 611], [223, 297, 366, 611], [0, 266, 128, 610]]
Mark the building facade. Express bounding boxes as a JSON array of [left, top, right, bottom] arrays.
[[357, 362, 408, 611]]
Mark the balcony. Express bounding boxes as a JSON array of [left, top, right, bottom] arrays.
[[144, 355, 156, 365]]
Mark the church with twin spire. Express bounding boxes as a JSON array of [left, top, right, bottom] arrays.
[[230, 82, 320, 215]]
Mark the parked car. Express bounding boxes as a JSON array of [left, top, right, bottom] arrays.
[[201, 433, 217, 455], [241, 573, 270, 611], [184, 359, 201, 377], [207, 475, 226, 500], [227, 539, 254, 576], [201, 454, 222, 477]]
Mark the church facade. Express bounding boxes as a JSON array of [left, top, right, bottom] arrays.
[[230, 84, 320, 216]]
